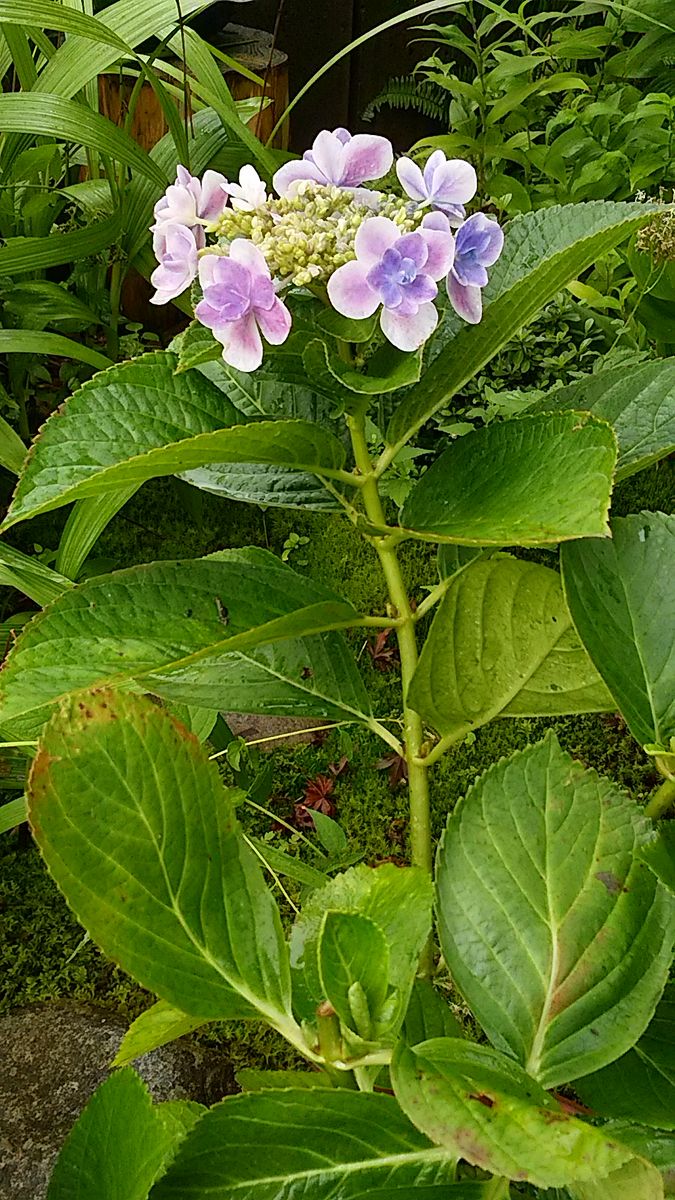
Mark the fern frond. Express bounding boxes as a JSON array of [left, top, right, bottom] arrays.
[[362, 75, 449, 124]]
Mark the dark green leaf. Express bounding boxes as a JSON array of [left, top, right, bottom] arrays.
[[530, 359, 675, 480], [0, 540, 72, 607], [561, 512, 675, 747], [575, 984, 675, 1130], [0, 215, 121, 277], [0, 549, 371, 730], [435, 734, 673, 1088], [235, 1068, 334, 1091], [387, 202, 665, 450], [400, 412, 616, 546], [318, 911, 390, 1038], [402, 979, 464, 1045]]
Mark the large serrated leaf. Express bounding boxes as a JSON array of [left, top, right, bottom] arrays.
[[399, 412, 616, 546], [435, 735, 673, 1088], [3, 352, 348, 529], [392, 1038, 633, 1189], [561, 512, 675, 748], [530, 359, 675, 480], [409, 556, 614, 739], [574, 983, 675, 1130], [387, 201, 664, 450], [30, 690, 294, 1026], [150, 1090, 478, 1200], [47, 1068, 189, 1200], [0, 548, 372, 728]]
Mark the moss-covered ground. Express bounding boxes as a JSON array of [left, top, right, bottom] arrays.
[[0, 458, 672, 1070]]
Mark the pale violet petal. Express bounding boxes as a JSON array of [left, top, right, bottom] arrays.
[[311, 129, 347, 184], [199, 170, 229, 220], [396, 156, 426, 203], [217, 312, 264, 372], [327, 260, 379, 319], [420, 227, 455, 280], [354, 216, 400, 265], [423, 149, 447, 190], [341, 134, 393, 186], [447, 273, 483, 324], [229, 238, 270, 278], [256, 296, 292, 346], [380, 301, 438, 352], [431, 159, 477, 206], [198, 253, 222, 289], [273, 159, 325, 196]]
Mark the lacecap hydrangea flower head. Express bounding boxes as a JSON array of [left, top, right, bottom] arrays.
[[150, 130, 503, 371]]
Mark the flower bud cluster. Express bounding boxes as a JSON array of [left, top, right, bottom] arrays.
[[215, 183, 414, 287], [636, 189, 675, 263]]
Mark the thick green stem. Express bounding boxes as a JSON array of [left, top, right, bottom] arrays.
[[645, 776, 675, 821], [347, 413, 433, 896]]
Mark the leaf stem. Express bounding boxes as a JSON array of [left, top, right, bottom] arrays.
[[484, 1177, 510, 1199], [346, 411, 434, 974], [645, 777, 675, 821]]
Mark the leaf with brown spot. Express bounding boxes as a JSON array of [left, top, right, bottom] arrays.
[[435, 734, 672, 1089], [392, 1037, 634, 1190]]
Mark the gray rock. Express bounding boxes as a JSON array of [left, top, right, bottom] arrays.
[[0, 1001, 235, 1200]]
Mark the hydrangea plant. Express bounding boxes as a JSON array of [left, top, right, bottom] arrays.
[[0, 123, 673, 1200]]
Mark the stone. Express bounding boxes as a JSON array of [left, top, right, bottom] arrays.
[[224, 712, 328, 751], [0, 1001, 235, 1200]]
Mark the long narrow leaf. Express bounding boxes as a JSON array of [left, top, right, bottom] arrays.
[[56, 486, 139, 580], [0, 330, 111, 371], [0, 414, 26, 476], [0, 213, 119, 276], [0, 1, 129, 51], [0, 542, 72, 607]]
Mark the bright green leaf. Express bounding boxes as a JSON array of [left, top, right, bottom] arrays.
[[112, 1001, 210, 1069], [435, 734, 673, 1088], [400, 412, 616, 546], [47, 1067, 187, 1200], [0, 540, 72, 607], [0, 795, 28, 835], [150, 1089, 475, 1200], [638, 825, 675, 895], [403, 979, 464, 1045], [0, 329, 111, 371], [409, 556, 614, 739], [318, 911, 389, 1038], [30, 689, 295, 1027], [561, 512, 675, 747]]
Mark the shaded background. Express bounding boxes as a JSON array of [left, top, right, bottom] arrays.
[[192, 0, 434, 151]]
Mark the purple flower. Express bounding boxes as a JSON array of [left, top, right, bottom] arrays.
[[396, 150, 477, 225], [150, 222, 199, 306], [273, 128, 393, 197], [195, 241, 292, 372], [152, 165, 229, 244], [446, 212, 504, 324], [327, 215, 455, 352]]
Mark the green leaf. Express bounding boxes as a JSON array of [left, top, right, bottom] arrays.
[[246, 836, 328, 890], [603, 1123, 675, 1195], [530, 359, 675, 480], [174, 321, 222, 373], [181, 463, 341, 511], [305, 337, 422, 398], [290, 864, 433, 1034], [0, 95, 166, 187], [315, 308, 379, 344], [318, 911, 389, 1038], [47, 1067, 187, 1200], [0, 549, 371, 729], [562, 1156, 664, 1200], [387, 201, 665, 450], [561, 512, 675, 748], [3, 352, 349, 529], [400, 412, 616, 546], [112, 1001, 210, 1069], [0, 0, 130, 49], [0, 795, 28, 835], [30, 689, 295, 1028], [55, 487, 139, 580], [409, 557, 614, 740], [0, 413, 26, 476], [402, 979, 464, 1045], [0, 214, 121, 277], [437, 543, 485, 581], [435, 734, 673, 1089], [392, 1038, 632, 1190], [311, 808, 348, 857], [574, 983, 675, 1130], [0, 540, 72, 607], [638, 825, 675, 895], [235, 1068, 334, 1091], [0, 330, 111, 371], [150, 1089, 475, 1200]]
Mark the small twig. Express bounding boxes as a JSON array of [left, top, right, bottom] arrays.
[[255, 0, 287, 143]]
